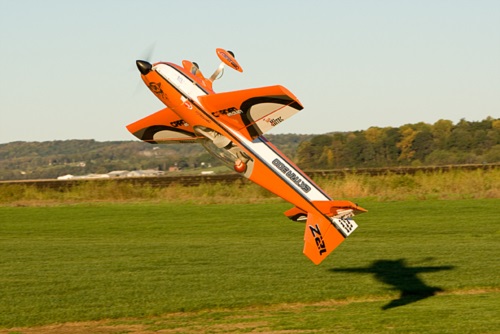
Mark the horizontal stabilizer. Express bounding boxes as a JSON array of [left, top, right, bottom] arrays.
[[126, 108, 201, 144], [285, 200, 366, 221], [313, 200, 367, 216]]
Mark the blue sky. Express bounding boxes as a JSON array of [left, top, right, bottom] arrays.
[[1, 0, 499, 144]]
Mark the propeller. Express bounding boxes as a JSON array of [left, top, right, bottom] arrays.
[[141, 42, 156, 63], [132, 42, 156, 74], [131, 43, 156, 95]]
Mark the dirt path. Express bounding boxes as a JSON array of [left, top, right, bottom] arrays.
[[2, 288, 498, 334]]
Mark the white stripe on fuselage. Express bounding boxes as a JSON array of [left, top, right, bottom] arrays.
[[155, 64, 207, 99], [154, 63, 330, 202], [229, 129, 331, 202]]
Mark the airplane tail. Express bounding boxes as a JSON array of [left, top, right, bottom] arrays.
[[286, 200, 366, 265], [303, 211, 360, 265]]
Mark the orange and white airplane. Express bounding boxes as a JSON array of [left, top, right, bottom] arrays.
[[127, 48, 366, 264]]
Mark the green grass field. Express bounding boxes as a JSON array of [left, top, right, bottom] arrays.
[[0, 199, 499, 333]]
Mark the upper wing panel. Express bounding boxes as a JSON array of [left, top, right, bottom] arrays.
[[126, 107, 201, 144], [198, 85, 303, 140]]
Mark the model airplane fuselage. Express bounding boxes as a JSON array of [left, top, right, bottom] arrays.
[[127, 48, 366, 264]]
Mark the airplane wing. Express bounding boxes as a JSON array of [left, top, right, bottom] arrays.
[[126, 107, 202, 144], [198, 85, 303, 141]]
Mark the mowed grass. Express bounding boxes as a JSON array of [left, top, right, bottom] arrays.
[[0, 199, 499, 333]]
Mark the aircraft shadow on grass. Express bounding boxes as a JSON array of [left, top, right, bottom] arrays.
[[330, 259, 455, 310]]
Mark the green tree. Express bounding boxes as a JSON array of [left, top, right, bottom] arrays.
[[380, 127, 401, 165], [432, 119, 453, 150], [484, 144, 500, 163], [344, 132, 371, 166], [413, 129, 434, 162], [297, 135, 333, 168], [296, 141, 315, 169]]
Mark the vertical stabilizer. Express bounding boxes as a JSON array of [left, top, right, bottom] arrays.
[[303, 212, 358, 265]]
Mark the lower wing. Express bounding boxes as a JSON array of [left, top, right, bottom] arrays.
[[126, 107, 202, 144]]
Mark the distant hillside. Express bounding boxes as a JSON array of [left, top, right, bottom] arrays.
[[1, 117, 498, 181], [0, 134, 312, 181]]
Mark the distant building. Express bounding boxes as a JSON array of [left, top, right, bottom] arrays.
[[126, 170, 164, 177], [107, 170, 129, 178], [56, 169, 163, 180]]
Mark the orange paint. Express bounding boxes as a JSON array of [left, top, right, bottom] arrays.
[[126, 49, 366, 265]]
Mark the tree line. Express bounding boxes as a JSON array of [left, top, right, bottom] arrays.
[[296, 117, 500, 169], [0, 118, 498, 180]]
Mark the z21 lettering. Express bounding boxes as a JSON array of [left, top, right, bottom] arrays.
[[309, 224, 327, 255]]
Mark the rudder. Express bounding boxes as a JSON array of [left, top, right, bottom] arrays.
[[303, 213, 346, 265]]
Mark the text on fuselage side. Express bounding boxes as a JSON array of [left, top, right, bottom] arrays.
[[212, 107, 242, 117], [272, 158, 311, 193], [170, 120, 189, 128]]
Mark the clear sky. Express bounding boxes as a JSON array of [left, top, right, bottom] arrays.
[[1, 0, 499, 144]]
